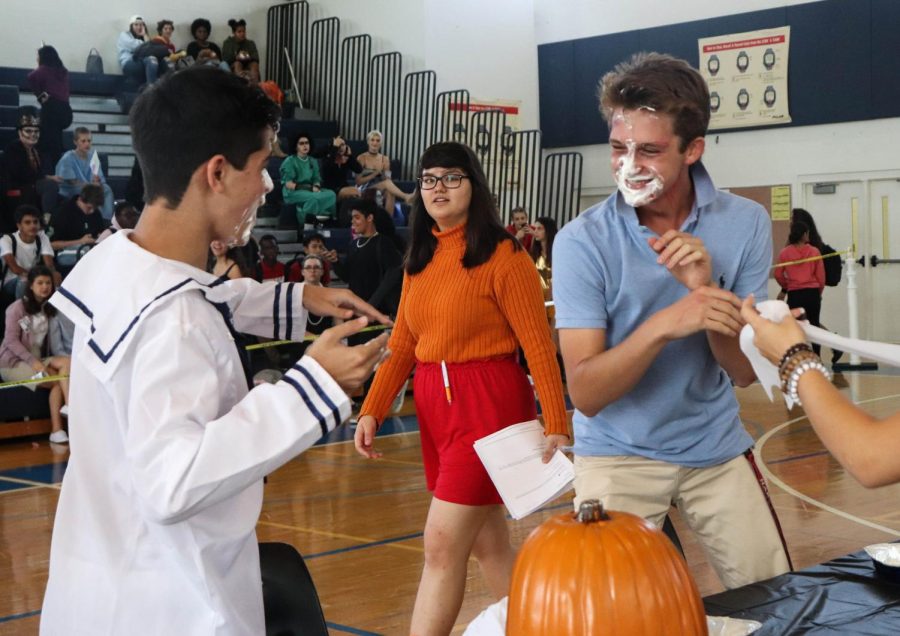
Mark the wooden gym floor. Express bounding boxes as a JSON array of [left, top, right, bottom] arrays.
[[1, 371, 899, 635]]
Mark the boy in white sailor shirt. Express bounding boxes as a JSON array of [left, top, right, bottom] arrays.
[[41, 67, 391, 635]]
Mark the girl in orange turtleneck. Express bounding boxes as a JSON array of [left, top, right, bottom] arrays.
[[354, 141, 568, 634]]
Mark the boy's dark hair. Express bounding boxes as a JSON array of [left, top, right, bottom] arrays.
[[351, 198, 380, 220], [14, 204, 41, 224], [259, 234, 278, 247], [191, 18, 212, 38], [22, 264, 57, 317], [302, 232, 325, 246], [79, 184, 105, 208], [74, 126, 90, 139], [599, 52, 710, 151], [407, 142, 516, 275], [157, 20, 174, 35], [129, 65, 280, 208], [114, 201, 140, 228]]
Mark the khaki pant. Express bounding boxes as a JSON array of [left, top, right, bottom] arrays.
[[574, 452, 791, 589]]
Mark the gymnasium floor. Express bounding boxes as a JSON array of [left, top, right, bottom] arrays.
[[1, 371, 899, 635]]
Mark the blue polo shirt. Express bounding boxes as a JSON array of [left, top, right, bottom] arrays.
[[553, 162, 771, 467]]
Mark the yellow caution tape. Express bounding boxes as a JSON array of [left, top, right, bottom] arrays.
[[772, 250, 850, 269], [244, 324, 389, 350], [0, 324, 391, 389], [0, 373, 69, 390]]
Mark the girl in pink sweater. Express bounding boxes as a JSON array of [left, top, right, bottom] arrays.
[[775, 220, 825, 354], [0, 265, 71, 442]]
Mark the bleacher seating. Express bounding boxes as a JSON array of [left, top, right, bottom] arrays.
[[0, 68, 125, 98], [0, 57, 412, 438], [0, 105, 17, 127], [0, 127, 16, 147], [0, 84, 19, 106]]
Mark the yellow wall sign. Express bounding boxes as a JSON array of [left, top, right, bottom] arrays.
[[771, 185, 791, 221]]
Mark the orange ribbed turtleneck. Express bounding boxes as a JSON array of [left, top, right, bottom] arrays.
[[359, 223, 568, 436]]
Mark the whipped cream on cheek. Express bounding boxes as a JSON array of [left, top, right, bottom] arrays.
[[228, 168, 273, 248], [611, 108, 665, 208], [615, 148, 664, 208]]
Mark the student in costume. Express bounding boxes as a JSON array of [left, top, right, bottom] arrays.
[[40, 65, 391, 635], [354, 141, 568, 634]]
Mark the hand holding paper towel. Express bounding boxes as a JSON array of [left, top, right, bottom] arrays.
[[739, 300, 798, 406], [740, 297, 900, 406]]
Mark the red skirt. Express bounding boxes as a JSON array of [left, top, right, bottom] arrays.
[[413, 356, 537, 505]]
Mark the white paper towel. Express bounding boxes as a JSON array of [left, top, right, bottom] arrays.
[[740, 299, 900, 406]]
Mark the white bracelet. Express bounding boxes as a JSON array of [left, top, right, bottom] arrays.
[[786, 358, 832, 405]]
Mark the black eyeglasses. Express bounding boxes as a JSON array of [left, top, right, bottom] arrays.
[[19, 127, 40, 135], [302, 265, 323, 270], [298, 140, 310, 145], [418, 174, 468, 190]]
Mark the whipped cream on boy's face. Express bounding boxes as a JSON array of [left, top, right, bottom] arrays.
[[608, 107, 683, 208], [614, 141, 665, 208], [228, 168, 273, 248]]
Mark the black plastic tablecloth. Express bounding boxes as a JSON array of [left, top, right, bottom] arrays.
[[703, 550, 900, 634]]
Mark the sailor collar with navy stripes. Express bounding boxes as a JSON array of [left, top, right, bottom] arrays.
[[50, 230, 248, 382]]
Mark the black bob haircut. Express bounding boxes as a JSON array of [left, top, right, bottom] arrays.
[[406, 141, 516, 275], [129, 65, 280, 208]]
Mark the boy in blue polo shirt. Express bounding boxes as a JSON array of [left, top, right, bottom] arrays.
[[553, 52, 791, 589]]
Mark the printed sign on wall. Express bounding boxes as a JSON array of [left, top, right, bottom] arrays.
[[699, 26, 791, 130]]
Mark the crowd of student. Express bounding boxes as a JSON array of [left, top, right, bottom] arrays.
[[279, 130, 415, 227], [117, 15, 261, 87]]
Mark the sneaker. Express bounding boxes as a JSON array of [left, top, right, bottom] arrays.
[[49, 430, 69, 444], [59, 405, 69, 418]]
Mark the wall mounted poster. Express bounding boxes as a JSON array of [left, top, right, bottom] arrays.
[[699, 26, 791, 130]]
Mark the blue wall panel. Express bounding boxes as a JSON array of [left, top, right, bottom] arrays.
[[538, 0, 897, 147]]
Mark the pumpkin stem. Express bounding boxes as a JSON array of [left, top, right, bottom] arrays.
[[576, 499, 611, 523]]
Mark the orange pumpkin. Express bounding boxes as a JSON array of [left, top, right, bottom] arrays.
[[507, 500, 708, 635]]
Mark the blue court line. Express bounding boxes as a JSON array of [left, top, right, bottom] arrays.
[[305, 531, 424, 560], [326, 622, 382, 635], [767, 449, 830, 465], [0, 479, 32, 493], [0, 462, 67, 485], [0, 609, 40, 623]]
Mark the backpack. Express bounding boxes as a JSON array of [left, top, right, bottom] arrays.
[[85, 48, 104, 74], [821, 243, 842, 286]]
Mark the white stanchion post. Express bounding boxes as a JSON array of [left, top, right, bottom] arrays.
[[845, 247, 861, 366]]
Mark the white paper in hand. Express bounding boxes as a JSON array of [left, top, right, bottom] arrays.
[[473, 420, 574, 520], [739, 300, 794, 406], [90, 150, 101, 177]]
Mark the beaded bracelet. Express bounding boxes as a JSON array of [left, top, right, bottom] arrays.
[[779, 347, 813, 393], [778, 342, 813, 371], [781, 350, 831, 406]]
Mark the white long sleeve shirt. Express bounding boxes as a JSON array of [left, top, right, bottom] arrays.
[[41, 231, 350, 635]]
